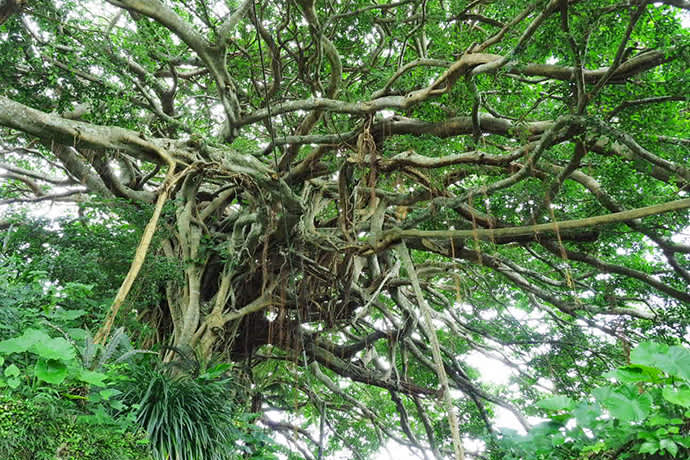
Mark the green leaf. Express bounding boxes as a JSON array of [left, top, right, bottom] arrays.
[[50, 308, 87, 321], [4, 364, 20, 377], [0, 329, 75, 362], [662, 385, 690, 408], [639, 441, 659, 455], [34, 358, 67, 384], [99, 388, 121, 400], [660, 439, 678, 457], [573, 402, 601, 427], [30, 337, 75, 361], [7, 377, 20, 389], [0, 328, 46, 354], [676, 436, 690, 448], [536, 395, 575, 412], [631, 342, 669, 366], [592, 386, 651, 422], [605, 365, 664, 383], [77, 369, 107, 386], [663, 346, 690, 381], [648, 415, 670, 426], [655, 427, 669, 436], [631, 342, 690, 381]]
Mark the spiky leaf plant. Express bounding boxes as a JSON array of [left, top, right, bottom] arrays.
[[120, 362, 248, 460]]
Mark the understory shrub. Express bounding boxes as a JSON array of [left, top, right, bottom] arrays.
[[0, 392, 151, 460], [120, 360, 278, 460]]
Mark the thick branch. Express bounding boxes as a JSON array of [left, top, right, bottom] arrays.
[[0, 96, 171, 164], [364, 198, 690, 253]]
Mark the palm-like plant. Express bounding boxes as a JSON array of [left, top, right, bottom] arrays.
[[120, 360, 246, 460]]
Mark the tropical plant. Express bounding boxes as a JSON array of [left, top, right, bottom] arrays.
[[0, 304, 155, 458], [0, 392, 151, 460], [1, 0, 690, 458], [119, 358, 277, 460], [499, 342, 690, 459], [0, 325, 152, 459]]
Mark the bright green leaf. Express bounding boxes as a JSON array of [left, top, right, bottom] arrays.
[[660, 439, 678, 457], [34, 358, 67, 384], [78, 369, 107, 386], [30, 337, 75, 362], [4, 364, 20, 378], [593, 386, 651, 422], [51, 308, 87, 321], [631, 342, 669, 365], [99, 388, 121, 400], [0, 329, 75, 362], [631, 342, 690, 381], [639, 441, 659, 455], [0, 328, 48, 354], [648, 415, 670, 426], [662, 385, 690, 408], [536, 395, 575, 412], [663, 346, 690, 381], [573, 402, 601, 427], [606, 365, 664, 383]]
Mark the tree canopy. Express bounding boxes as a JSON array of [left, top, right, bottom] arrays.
[[1, 0, 690, 458]]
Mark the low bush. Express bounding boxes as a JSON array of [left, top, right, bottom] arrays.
[[0, 392, 151, 460]]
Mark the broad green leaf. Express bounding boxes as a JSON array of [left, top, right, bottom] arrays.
[[639, 441, 659, 455], [573, 402, 601, 427], [676, 436, 690, 448], [0, 328, 50, 354], [0, 329, 75, 362], [662, 385, 690, 408], [648, 415, 670, 426], [536, 395, 575, 411], [660, 439, 678, 457], [108, 400, 126, 411], [631, 342, 690, 381], [0, 337, 28, 354], [662, 346, 690, 381], [4, 364, 20, 377], [631, 342, 669, 365], [34, 358, 67, 384], [7, 377, 20, 389], [51, 308, 87, 321], [78, 369, 107, 386], [99, 388, 121, 400], [605, 365, 664, 383], [592, 386, 651, 422], [31, 337, 75, 361]]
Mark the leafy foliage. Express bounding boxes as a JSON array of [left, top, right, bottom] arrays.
[[499, 342, 690, 459], [0, 392, 151, 460], [120, 359, 278, 460]]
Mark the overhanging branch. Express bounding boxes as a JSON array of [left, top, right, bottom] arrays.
[[363, 198, 690, 253]]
